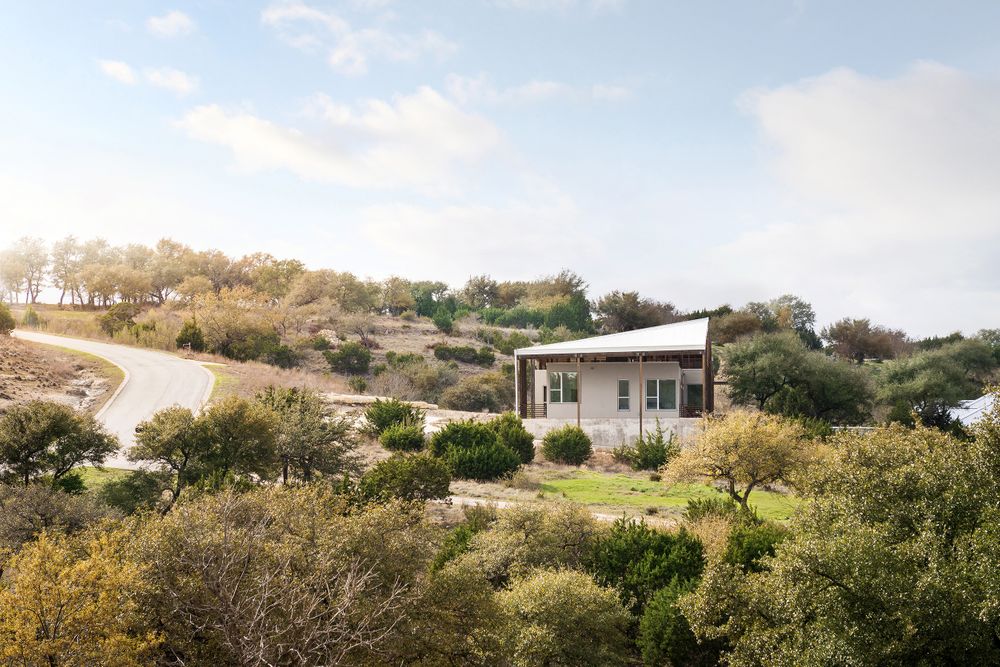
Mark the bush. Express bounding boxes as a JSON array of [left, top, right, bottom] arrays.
[[263, 343, 299, 369], [379, 422, 426, 452], [587, 518, 705, 616], [348, 376, 368, 394], [542, 425, 592, 465], [438, 371, 514, 413], [433, 344, 495, 367], [682, 496, 741, 523], [432, 504, 496, 571], [99, 470, 171, 515], [363, 398, 425, 437], [175, 319, 206, 352], [488, 412, 535, 464], [639, 578, 720, 667], [20, 305, 41, 328], [360, 453, 451, 501], [400, 310, 417, 322], [429, 420, 521, 481], [724, 521, 788, 573], [323, 341, 372, 375], [309, 335, 332, 351], [0, 303, 14, 335], [612, 420, 679, 471], [97, 302, 141, 336], [432, 307, 453, 334]]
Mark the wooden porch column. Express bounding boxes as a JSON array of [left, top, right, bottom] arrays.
[[576, 355, 582, 427], [516, 355, 528, 418], [703, 337, 714, 414], [638, 353, 644, 438]]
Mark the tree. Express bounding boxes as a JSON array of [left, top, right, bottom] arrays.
[[461, 275, 500, 310], [197, 396, 278, 485], [709, 310, 764, 343], [255, 386, 358, 483], [821, 317, 910, 362], [723, 332, 872, 424], [681, 417, 1000, 665], [0, 531, 159, 664], [497, 569, 631, 667], [380, 276, 416, 315], [664, 411, 809, 509], [876, 339, 997, 428], [49, 235, 83, 306], [128, 406, 210, 510], [175, 318, 206, 351], [360, 453, 451, 501], [0, 484, 116, 555], [639, 578, 720, 667], [11, 237, 48, 304], [594, 290, 679, 333], [0, 401, 118, 486], [324, 341, 372, 375], [979, 328, 1000, 364]]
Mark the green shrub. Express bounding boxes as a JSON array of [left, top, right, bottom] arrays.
[[20, 306, 41, 328], [724, 521, 788, 573], [323, 341, 372, 374], [488, 412, 535, 464], [429, 420, 520, 481], [263, 343, 298, 369], [360, 453, 451, 501], [0, 303, 14, 335], [363, 398, 425, 437], [97, 302, 141, 336], [587, 518, 705, 616], [379, 422, 426, 452], [175, 319, 206, 352], [433, 344, 495, 367], [309, 335, 332, 351], [400, 309, 417, 322], [542, 425, 592, 465], [475, 328, 533, 355], [432, 306, 453, 334], [99, 469, 172, 515], [639, 578, 720, 667], [348, 376, 368, 394], [682, 496, 741, 523], [438, 371, 514, 413], [612, 420, 679, 471], [432, 504, 496, 571]]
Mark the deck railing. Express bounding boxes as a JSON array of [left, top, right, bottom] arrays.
[[525, 404, 547, 418], [679, 405, 703, 418]]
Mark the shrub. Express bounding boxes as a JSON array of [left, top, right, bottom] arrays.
[[263, 343, 299, 369], [175, 319, 206, 352], [20, 306, 41, 328], [0, 303, 14, 335], [542, 425, 592, 465], [400, 310, 417, 322], [587, 518, 705, 616], [724, 520, 788, 573], [360, 453, 451, 501], [682, 496, 741, 523], [379, 422, 426, 452], [433, 344, 495, 367], [432, 504, 496, 571], [612, 420, 679, 471], [438, 371, 513, 413], [488, 412, 535, 464], [323, 341, 372, 375], [432, 306, 453, 334], [639, 578, 720, 667], [309, 335, 332, 351], [348, 376, 368, 394], [429, 420, 520, 481], [363, 398, 425, 437], [97, 302, 141, 336]]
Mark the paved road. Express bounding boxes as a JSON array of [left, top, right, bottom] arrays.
[[13, 331, 214, 469]]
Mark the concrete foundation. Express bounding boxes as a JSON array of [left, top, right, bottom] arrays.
[[523, 417, 701, 449]]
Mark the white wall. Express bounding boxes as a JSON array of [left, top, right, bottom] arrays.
[[523, 417, 701, 449], [538, 360, 682, 420]]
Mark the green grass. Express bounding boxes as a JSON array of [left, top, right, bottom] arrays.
[[205, 364, 234, 401], [538, 470, 800, 521], [76, 465, 131, 491]]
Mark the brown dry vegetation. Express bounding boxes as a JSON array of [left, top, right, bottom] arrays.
[[0, 336, 118, 414]]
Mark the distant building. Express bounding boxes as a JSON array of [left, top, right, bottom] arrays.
[[949, 394, 996, 428], [513, 318, 713, 446]]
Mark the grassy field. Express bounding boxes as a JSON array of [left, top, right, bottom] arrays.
[[77, 465, 130, 490], [537, 470, 800, 521]]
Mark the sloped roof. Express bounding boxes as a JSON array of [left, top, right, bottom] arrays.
[[949, 394, 996, 427], [514, 318, 709, 357]]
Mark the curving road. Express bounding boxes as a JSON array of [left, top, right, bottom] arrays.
[[13, 330, 215, 469]]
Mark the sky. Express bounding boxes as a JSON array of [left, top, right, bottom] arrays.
[[1, 1, 999, 337]]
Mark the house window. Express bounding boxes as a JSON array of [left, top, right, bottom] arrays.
[[617, 379, 630, 411], [687, 384, 704, 410], [645, 379, 676, 410], [549, 371, 578, 403]]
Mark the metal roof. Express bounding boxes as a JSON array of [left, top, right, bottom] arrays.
[[514, 318, 709, 358], [949, 394, 996, 427]]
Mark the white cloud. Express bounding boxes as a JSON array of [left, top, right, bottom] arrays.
[[146, 10, 195, 38], [714, 62, 1000, 334], [144, 67, 198, 96], [177, 86, 501, 192], [360, 197, 598, 282], [261, 1, 456, 76], [446, 73, 631, 105], [98, 59, 136, 85]]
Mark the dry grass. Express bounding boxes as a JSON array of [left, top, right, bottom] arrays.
[[0, 336, 118, 413], [204, 357, 350, 402]]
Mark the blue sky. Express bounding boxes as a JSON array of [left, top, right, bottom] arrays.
[[2, 1, 999, 336]]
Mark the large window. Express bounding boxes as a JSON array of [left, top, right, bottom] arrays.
[[549, 371, 578, 403], [617, 379, 630, 411], [687, 384, 704, 410], [645, 379, 676, 411]]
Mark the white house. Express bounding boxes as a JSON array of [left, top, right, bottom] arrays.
[[513, 318, 713, 446], [949, 394, 996, 428]]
